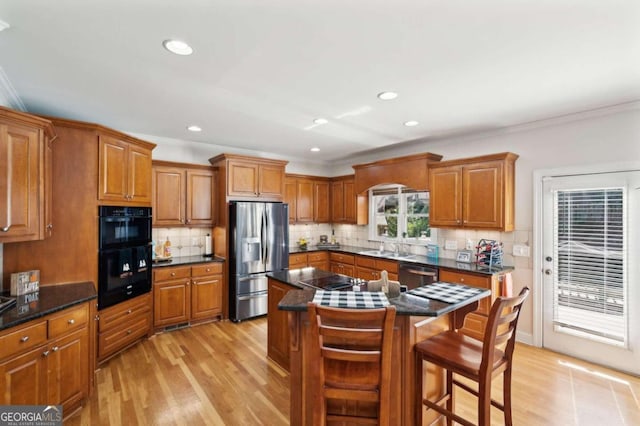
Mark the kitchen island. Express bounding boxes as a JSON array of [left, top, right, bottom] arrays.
[[268, 269, 490, 425]]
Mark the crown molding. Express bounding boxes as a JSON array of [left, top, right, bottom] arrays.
[[0, 66, 26, 111]]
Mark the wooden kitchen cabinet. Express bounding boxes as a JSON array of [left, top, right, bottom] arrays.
[[0, 106, 56, 243], [439, 269, 503, 340], [330, 175, 367, 225], [98, 293, 152, 363], [314, 180, 330, 223], [355, 255, 399, 281], [289, 251, 329, 270], [153, 262, 224, 330], [0, 302, 91, 415], [267, 278, 297, 369], [209, 153, 287, 200], [285, 174, 330, 224], [190, 263, 224, 320], [329, 252, 355, 276], [152, 161, 215, 227], [98, 134, 153, 204], [429, 152, 518, 231]]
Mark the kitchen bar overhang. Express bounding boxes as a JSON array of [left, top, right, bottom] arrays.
[[269, 267, 491, 425]]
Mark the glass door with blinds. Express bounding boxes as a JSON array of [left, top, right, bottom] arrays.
[[542, 171, 640, 374]]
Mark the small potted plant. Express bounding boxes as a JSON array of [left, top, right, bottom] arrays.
[[298, 237, 308, 250]]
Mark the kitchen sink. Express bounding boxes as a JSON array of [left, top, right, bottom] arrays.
[[358, 250, 416, 261]]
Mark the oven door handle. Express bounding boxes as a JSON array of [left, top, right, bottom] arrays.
[[405, 269, 437, 277]]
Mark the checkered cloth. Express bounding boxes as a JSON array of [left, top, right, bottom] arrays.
[[408, 282, 485, 304], [312, 290, 390, 309]]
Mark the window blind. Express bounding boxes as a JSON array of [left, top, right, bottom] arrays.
[[552, 188, 626, 345]]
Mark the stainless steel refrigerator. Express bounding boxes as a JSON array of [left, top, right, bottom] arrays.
[[229, 201, 289, 322]]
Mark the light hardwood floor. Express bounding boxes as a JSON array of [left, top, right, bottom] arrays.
[[68, 318, 640, 425]]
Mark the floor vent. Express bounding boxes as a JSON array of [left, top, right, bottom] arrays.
[[163, 322, 190, 332]]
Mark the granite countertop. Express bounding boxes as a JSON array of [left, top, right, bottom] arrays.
[[290, 244, 513, 276], [152, 255, 225, 268], [0, 282, 97, 331], [268, 268, 491, 317]]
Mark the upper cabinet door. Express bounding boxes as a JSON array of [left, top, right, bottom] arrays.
[[429, 165, 463, 227], [228, 161, 259, 197], [98, 135, 153, 205], [128, 145, 152, 204], [152, 166, 185, 226], [296, 179, 314, 223], [0, 123, 42, 242], [258, 164, 285, 199], [313, 180, 330, 223], [463, 161, 503, 229], [186, 168, 214, 226], [98, 135, 128, 201]]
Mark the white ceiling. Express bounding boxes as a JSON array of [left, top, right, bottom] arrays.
[[0, 0, 638, 163]]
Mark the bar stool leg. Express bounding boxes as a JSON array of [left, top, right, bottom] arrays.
[[445, 370, 453, 426], [504, 366, 514, 426], [478, 377, 491, 426]]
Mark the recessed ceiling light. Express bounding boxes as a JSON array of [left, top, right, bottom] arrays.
[[377, 91, 398, 101], [404, 120, 419, 127], [310, 147, 320, 152], [163, 39, 193, 56], [313, 118, 328, 125], [187, 125, 202, 132]]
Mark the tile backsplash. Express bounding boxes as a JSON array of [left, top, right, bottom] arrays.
[[152, 228, 212, 257], [289, 224, 532, 268]]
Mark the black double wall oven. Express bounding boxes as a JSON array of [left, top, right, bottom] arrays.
[[98, 206, 152, 310]]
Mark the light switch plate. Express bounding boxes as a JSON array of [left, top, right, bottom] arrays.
[[445, 240, 458, 250]]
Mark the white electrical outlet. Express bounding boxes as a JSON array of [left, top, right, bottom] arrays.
[[445, 240, 458, 250], [513, 244, 530, 257]]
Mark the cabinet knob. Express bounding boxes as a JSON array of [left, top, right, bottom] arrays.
[[68, 319, 75, 325], [47, 223, 53, 230], [1, 225, 9, 232], [171, 272, 176, 276], [52, 346, 59, 352], [20, 336, 29, 343], [206, 268, 211, 272], [42, 350, 50, 357], [460, 278, 465, 282], [127, 309, 132, 314], [127, 329, 132, 335]]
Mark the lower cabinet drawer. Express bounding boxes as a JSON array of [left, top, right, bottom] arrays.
[[99, 293, 152, 333], [48, 304, 89, 339], [191, 263, 223, 276], [98, 314, 151, 360], [0, 321, 48, 360]]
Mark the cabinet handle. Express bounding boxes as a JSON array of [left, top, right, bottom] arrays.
[[460, 278, 465, 282], [127, 309, 132, 314], [206, 268, 211, 272], [20, 336, 29, 343], [171, 272, 176, 276], [127, 329, 132, 335], [42, 350, 50, 357], [95, 315, 100, 321], [68, 319, 75, 325], [1, 225, 9, 232], [52, 346, 59, 352], [47, 223, 53, 230]]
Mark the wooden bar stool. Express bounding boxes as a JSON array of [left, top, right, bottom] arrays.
[[414, 287, 530, 426], [307, 302, 396, 425]]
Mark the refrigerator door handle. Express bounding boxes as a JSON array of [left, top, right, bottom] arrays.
[[264, 208, 269, 266]]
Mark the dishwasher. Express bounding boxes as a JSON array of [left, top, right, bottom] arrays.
[[398, 262, 438, 290]]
